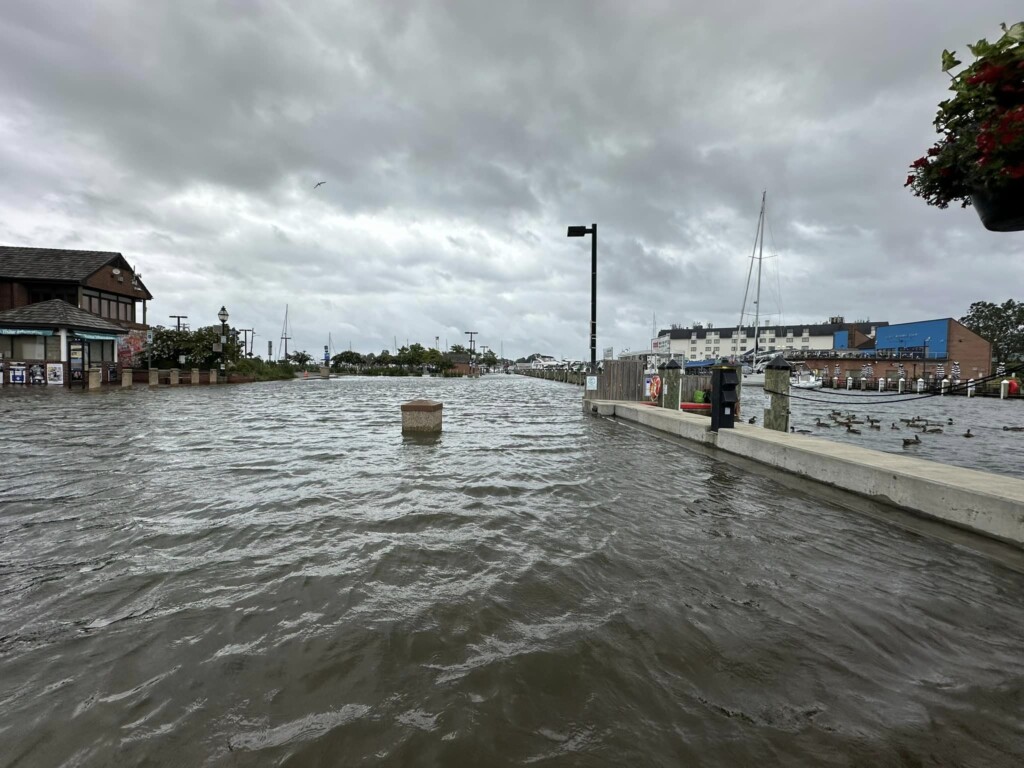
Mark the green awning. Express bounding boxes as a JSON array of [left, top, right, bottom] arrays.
[[73, 331, 120, 341], [0, 328, 53, 336]]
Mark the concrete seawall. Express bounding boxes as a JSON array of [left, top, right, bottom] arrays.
[[586, 399, 1024, 548]]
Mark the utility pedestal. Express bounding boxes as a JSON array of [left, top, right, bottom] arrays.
[[191, 368, 200, 385], [170, 368, 180, 386], [660, 359, 682, 410], [710, 361, 739, 432], [121, 368, 132, 388], [210, 369, 218, 384], [149, 369, 159, 386], [763, 355, 792, 433], [88, 367, 102, 390], [319, 366, 330, 379]]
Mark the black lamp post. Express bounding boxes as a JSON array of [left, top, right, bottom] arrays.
[[218, 305, 229, 376], [566, 223, 597, 373]]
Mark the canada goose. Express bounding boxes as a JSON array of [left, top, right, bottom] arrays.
[[903, 435, 921, 446], [849, 418, 864, 425], [815, 418, 831, 428], [890, 422, 900, 430], [1002, 426, 1024, 432], [747, 416, 757, 424], [869, 423, 881, 430], [866, 417, 880, 425], [790, 426, 812, 434], [924, 427, 943, 434], [963, 429, 974, 438], [846, 426, 861, 435], [947, 418, 954, 425]]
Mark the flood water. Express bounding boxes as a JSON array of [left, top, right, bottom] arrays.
[[743, 384, 1024, 479], [1, 376, 1023, 766]]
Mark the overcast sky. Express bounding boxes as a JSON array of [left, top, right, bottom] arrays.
[[1, 1, 1021, 360]]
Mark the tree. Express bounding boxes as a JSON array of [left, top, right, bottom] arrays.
[[289, 350, 314, 366], [960, 299, 1024, 365], [448, 344, 467, 354], [331, 350, 365, 369], [481, 350, 498, 367]]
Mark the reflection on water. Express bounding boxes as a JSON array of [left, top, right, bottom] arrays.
[[1, 376, 1022, 766]]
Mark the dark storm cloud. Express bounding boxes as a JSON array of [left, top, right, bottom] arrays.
[[0, 0, 1021, 359]]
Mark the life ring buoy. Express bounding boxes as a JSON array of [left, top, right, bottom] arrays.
[[649, 375, 662, 401]]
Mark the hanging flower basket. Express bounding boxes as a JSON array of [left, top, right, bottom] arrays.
[[972, 178, 1024, 230], [905, 23, 1024, 231]]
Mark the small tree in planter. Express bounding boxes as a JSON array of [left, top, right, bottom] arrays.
[[905, 22, 1024, 231]]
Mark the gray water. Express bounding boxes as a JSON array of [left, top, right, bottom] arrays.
[[1, 376, 1023, 767], [743, 385, 1024, 479]]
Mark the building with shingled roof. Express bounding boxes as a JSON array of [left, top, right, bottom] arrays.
[[0, 246, 153, 386]]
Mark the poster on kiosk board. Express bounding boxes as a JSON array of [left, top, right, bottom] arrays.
[[47, 363, 64, 386], [9, 364, 26, 384]]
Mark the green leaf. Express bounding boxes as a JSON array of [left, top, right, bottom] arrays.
[[941, 49, 962, 71], [1003, 22, 1024, 41], [967, 39, 995, 58]]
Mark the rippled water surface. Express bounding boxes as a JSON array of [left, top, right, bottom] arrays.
[[744, 385, 1024, 479], [2, 376, 1023, 766]]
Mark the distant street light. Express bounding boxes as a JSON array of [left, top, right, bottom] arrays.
[[218, 306, 229, 375], [566, 223, 597, 373]]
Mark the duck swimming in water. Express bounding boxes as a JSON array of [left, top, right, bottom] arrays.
[[903, 435, 922, 446], [890, 422, 900, 430], [846, 425, 861, 435], [963, 429, 974, 438]]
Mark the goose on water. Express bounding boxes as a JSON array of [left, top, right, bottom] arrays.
[[790, 426, 812, 434], [903, 435, 922, 446], [846, 426, 861, 435], [815, 418, 832, 428], [963, 429, 974, 438], [890, 422, 900, 430]]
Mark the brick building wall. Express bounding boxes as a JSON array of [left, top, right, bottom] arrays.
[[0, 281, 28, 311]]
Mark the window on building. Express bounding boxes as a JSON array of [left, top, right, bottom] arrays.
[[13, 335, 45, 359], [802, 337, 809, 342], [802, 345, 809, 350], [45, 336, 61, 361]]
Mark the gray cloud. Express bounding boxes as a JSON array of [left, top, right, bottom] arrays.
[[1, 0, 1022, 360]]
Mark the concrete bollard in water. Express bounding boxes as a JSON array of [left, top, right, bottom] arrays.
[[941, 377, 950, 395], [121, 368, 133, 388], [401, 399, 443, 434], [847, 377, 853, 390], [191, 368, 200, 385], [967, 378, 975, 397], [88, 367, 102, 390], [320, 366, 330, 379], [898, 377, 905, 394], [1002, 379, 1010, 399], [170, 368, 180, 386], [917, 378, 924, 393], [149, 369, 159, 386], [210, 369, 218, 384]]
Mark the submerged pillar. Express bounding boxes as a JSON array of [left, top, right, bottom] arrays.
[[88, 367, 102, 390], [170, 368, 180, 386], [149, 368, 159, 386], [121, 368, 132, 388], [191, 368, 200, 385], [401, 399, 443, 434]]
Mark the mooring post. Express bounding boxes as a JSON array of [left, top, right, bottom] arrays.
[[898, 377, 905, 394], [191, 368, 200, 385], [847, 376, 853, 390], [917, 377, 924, 393], [660, 359, 682, 411], [170, 368, 180, 386], [967, 378, 975, 397], [1001, 379, 1010, 399], [121, 368, 132, 388], [763, 355, 791, 433], [941, 377, 950, 395]]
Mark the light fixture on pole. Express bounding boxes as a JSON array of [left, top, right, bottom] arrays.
[[566, 223, 597, 373], [218, 306, 229, 374]]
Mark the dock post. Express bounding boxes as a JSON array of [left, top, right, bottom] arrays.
[[191, 368, 200, 385], [847, 376, 853, 390], [1001, 379, 1010, 399], [967, 379, 975, 397], [917, 377, 924, 393], [878, 378, 885, 392], [660, 359, 682, 411], [941, 377, 950, 395], [763, 355, 791, 433], [210, 369, 218, 384], [898, 377, 905, 394], [88, 367, 102, 390], [170, 368, 180, 386], [149, 368, 158, 386], [121, 368, 132, 388]]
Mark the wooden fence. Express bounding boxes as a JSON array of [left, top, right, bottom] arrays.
[[596, 361, 645, 401]]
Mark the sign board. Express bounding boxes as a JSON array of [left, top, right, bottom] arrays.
[[643, 375, 652, 398], [603, 347, 613, 360], [146, 330, 154, 343], [47, 363, 64, 386], [212, 343, 222, 353], [586, 375, 598, 391]]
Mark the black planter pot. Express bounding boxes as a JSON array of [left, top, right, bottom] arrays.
[[972, 181, 1024, 232]]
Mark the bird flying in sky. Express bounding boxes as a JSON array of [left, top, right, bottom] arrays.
[[314, 181, 326, 189]]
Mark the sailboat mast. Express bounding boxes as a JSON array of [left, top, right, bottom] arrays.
[[754, 191, 765, 361]]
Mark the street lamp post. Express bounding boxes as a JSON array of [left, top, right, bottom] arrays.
[[218, 305, 229, 379], [566, 223, 597, 373]]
